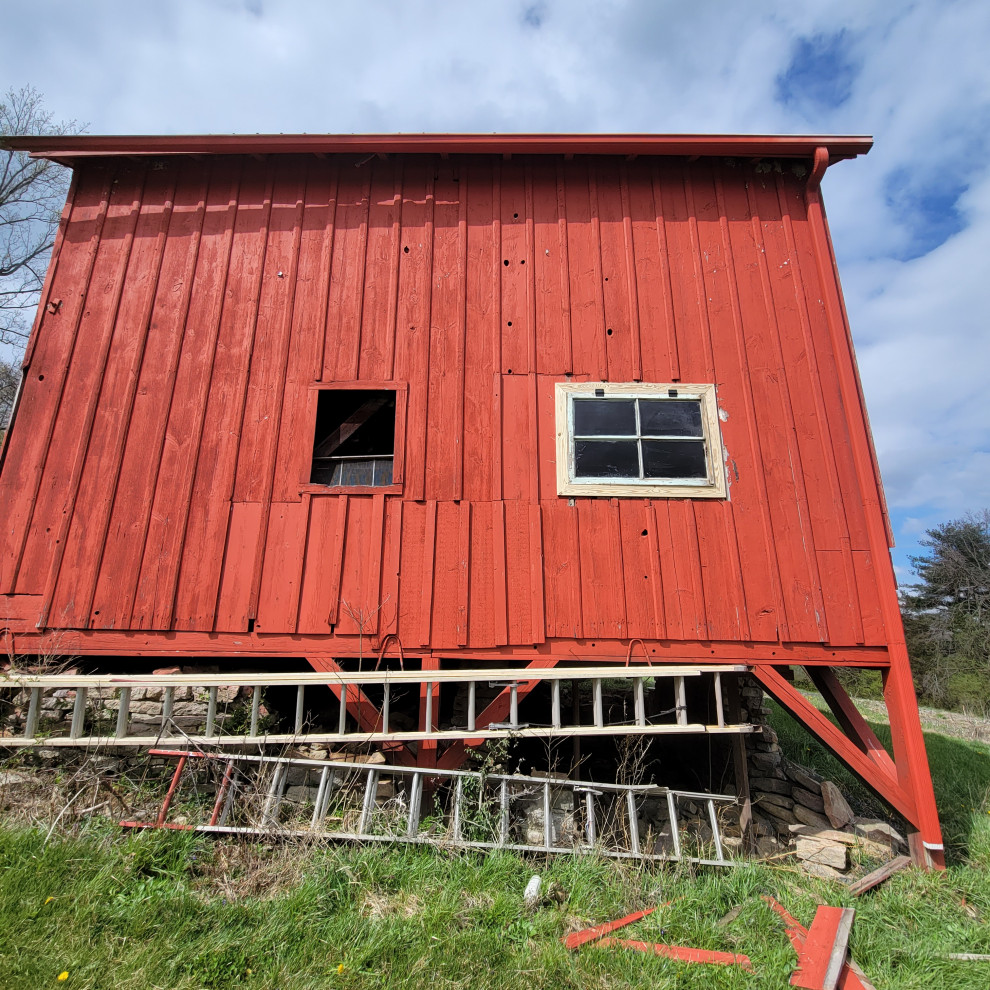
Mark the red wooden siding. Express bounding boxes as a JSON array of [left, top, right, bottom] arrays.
[[0, 152, 887, 651]]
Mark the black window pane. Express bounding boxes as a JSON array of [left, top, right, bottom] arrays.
[[639, 399, 703, 437], [573, 399, 636, 436], [574, 440, 640, 478], [642, 440, 708, 479], [311, 460, 336, 485]]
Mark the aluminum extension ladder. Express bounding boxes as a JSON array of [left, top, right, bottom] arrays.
[[0, 665, 754, 749], [121, 749, 740, 867]]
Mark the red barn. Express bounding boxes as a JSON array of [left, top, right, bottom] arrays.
[[0, 134, 942, 864]]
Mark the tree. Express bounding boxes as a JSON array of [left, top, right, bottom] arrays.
[[0, 355, 18, 427], [1, 86, 78, 350], [901, 510, 990, 712]]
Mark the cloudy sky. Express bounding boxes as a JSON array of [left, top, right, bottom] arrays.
[[3, 0, 988, 577]]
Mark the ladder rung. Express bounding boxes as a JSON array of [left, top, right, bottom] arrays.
[[25, 687, 41, 738], [452, 775, 464, 841], [205, 686, 217, 736], [406, 773, 423, 837], [583, 791, 597, 846], [294, 686, 305, 734], [115, 687, 130, 739], [626, 790, 640, 856], [666, 790, 682, 860], [162, 686, 174, 729], [250, 687, 261, 736], [69, 688, 87, 739], [675, 677, 687, 726], [707, 798, 725, 862], [358, 769, 378, 835]]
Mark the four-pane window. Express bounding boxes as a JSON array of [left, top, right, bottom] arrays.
[[556, 383, 726, 498]]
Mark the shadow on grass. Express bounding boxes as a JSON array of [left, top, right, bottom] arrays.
[[767, 701, 990, 866]]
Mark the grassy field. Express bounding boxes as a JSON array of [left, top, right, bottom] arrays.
[[1, 709, 989, 989]]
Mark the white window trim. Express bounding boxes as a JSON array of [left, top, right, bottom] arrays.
[[554, 382, 727, 499]]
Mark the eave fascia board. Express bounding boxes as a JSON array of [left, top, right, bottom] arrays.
[[2, 132, 873, 166]]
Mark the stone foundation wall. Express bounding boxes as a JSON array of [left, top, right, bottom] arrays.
[[0, 665, 259, 742], [736, 675, 907, 877]]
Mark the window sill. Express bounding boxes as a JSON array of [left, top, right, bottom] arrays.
[[301, 484, 403, 496], [557, 481, 725, 499]]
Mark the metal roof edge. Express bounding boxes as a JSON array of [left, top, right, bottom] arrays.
[[2, 132, 873, 164]]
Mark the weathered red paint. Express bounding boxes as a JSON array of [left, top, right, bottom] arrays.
[[0, 134, 942, 863]]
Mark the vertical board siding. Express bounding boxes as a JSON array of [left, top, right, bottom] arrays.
[[0, 167, 112, 594], [19, 169, 145, 601], [50, 166, 178, 628], [1, 153, 890, 650], [90, 164, 210, 629], [171, 160, 275, 630], [425, 166, 467, 501], [130, 162, 243, 629]]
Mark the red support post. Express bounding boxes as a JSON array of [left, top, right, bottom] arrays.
[[881, 657, 945, 869]]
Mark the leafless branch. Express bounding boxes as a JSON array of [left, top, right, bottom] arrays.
[[1, 86, 82, 351]]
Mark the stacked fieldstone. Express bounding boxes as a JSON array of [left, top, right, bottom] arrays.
[[0, 665, 253, 742], [736, 676, 908, 878]]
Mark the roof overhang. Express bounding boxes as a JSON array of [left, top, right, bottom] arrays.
[[2, 133, 872, 167]]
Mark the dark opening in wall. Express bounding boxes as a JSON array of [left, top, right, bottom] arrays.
[[311, 389, 396, 487]]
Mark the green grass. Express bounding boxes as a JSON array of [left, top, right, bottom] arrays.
[[2, 711, 990, 988], [2, 808, 990, 990]]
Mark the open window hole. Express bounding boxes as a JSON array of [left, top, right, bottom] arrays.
[[311, 389, 396, 487]]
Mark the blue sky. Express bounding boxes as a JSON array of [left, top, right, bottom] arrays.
[[3, 0, 988, 580]]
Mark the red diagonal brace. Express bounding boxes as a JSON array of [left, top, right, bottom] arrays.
[[307, 657, 417, 766], [803, 667, 895, 774], [436, 658, 559, 770], [753, 666, 916, 823]]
